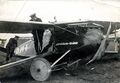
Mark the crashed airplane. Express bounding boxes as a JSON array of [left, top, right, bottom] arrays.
[[0, 20, 119, 81]]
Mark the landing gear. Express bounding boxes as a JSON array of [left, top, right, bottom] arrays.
[[30, 58, 51, 81]]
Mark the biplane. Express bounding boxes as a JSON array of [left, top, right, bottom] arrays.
[[0, 20, 119, 81]]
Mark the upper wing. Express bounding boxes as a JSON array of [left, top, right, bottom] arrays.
[[0, 20, 88, 33], [0, 20, 105, 33], [0, 20, 53, 33]]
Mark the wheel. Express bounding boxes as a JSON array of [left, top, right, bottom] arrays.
[[30, 58, 51, 81]]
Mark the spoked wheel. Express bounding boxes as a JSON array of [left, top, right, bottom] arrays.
[[30, 58, 51, 81]]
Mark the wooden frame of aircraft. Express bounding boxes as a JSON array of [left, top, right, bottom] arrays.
[[0, 20, 119, 81]]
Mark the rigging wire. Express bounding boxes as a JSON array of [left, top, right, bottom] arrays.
[[14, 0, 27, 21]]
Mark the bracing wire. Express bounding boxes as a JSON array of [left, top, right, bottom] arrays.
[[14, 0, 27, 21]]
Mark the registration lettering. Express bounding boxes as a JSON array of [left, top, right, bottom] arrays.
[[15, 44, 28, 54]]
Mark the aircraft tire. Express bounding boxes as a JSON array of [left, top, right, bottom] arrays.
[[30, 58, 51, 81]]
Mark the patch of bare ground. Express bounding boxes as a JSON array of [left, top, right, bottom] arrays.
[[0, 53, 120, 83]]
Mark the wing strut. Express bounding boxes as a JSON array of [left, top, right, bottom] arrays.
[[51, 50, 71, 68]]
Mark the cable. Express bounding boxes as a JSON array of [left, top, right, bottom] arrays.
[[14, 0, 27, 21]]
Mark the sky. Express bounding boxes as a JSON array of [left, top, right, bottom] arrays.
[[0, 0, 120, 22]]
